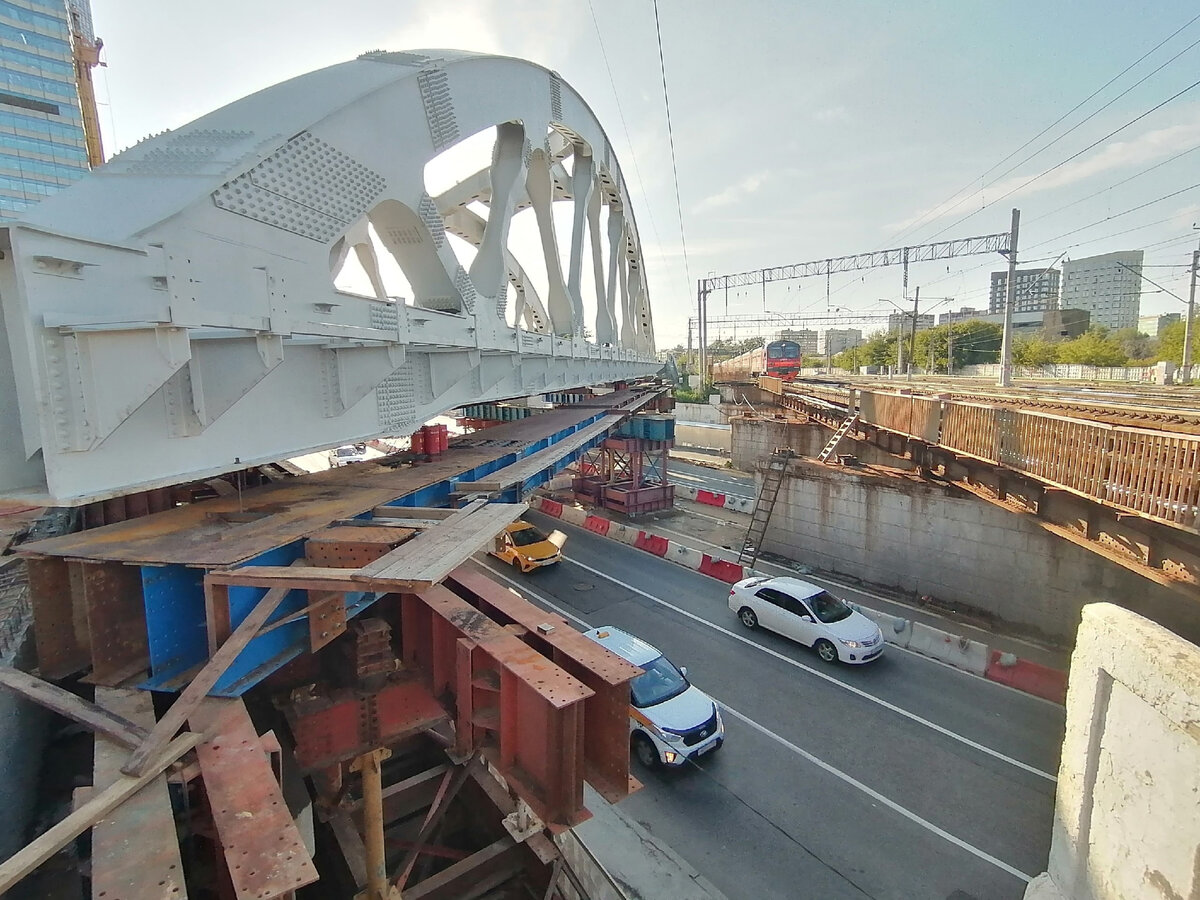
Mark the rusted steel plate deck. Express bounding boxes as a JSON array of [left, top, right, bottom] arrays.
[[91, 687, 187, 900], [190, 697, 319, 899], [17, 448, 503, 567]]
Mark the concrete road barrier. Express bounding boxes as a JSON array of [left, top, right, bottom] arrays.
[[906, 622, 989, 675], [667, 542, 706, 571], [984, 651, 1069, 703]]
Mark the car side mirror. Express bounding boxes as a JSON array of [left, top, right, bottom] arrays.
[[800, 615, 813, 623], [680, 666, 688, 677]]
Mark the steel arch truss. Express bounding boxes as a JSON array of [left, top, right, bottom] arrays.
[[0, 51, 657, 505]]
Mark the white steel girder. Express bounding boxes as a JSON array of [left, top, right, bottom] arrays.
[[0, 51, 657, 505]]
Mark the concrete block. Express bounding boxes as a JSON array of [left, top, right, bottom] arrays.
[[666, 541, 705, 571], [723, 495, 755, 514], [609, 523, 640, 546], [561, 505, 588, 527], [675, 484, 699, 501], [905, 622, 989, 674], [855, 605, 913, 649]]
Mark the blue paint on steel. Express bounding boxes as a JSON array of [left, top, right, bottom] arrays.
[[140, 564, 207, 691]]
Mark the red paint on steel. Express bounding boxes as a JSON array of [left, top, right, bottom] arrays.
[[634, 532, 669, 556], [411, 430, 426, 455], [696, 489, 726, 507], [984, 651, 1068, 704], [700, 555, 744, 583], [584, 516, 611, 536], [540, 499, 564, 518]]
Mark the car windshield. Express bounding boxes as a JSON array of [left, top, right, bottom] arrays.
[[630, 655, 689, 708], [807, 590, 854, 624], [509, 525, 548, 547], [335, 448, 358, 457]]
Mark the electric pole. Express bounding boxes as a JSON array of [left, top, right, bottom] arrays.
[[1184, 245, 1197, 384], [998, 208, 1020, 387], [908, 286, 920, 380], [947, 328, 954, 376]]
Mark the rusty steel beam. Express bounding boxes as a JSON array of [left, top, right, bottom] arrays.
[[189, 697, 319, 900], [399, 585, 594, 829], [446, 563, 641, 803], [75, 560, 148, 684], [26, 556, 89, 678], [281, 675, 448, 772]]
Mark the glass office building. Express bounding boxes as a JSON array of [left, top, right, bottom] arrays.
[[0, 0, 92, 220]]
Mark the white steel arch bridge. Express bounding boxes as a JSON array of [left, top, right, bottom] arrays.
[[0, 50, 658, 505]]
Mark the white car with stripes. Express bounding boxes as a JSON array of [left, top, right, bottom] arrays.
[[583, 626, 724, 768]]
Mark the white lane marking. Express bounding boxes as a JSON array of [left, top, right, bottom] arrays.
[[719, 704, 1035, 883], [484, 560, 1035, 884], [563, 557, 1056, 783], [624, 519, 1068, 698]]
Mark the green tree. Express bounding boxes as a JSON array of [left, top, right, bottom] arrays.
[[1011, 336, 1060, 367], [1056, 327, 1129, 366], [707, 335, 766, 361], [1111, 327, 1154, 362], [1156, 318, 1196, 364]]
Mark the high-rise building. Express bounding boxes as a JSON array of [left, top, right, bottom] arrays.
[[1060, 251, 1143, 331], [823, 328, 862, 355], [887, 312, 934, 334], [778, 328, 818, 354], [988, 267, 1060, 314], [1137, 312, 1181, 336], [938, 307, 986, 326], [0, 0, 95, 220]]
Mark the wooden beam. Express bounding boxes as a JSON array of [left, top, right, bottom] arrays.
[[121, 585, 292, 777], [0, 732, 201, 896], [205, 566, 431, 593], [0, 667, 149, 749], [91, 688, 187, 900]]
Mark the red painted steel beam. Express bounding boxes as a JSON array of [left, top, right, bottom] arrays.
[[400, 585, 595, 828], [445, 564, 641, 803]]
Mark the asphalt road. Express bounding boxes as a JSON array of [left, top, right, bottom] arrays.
[[480, 511, 1065, 900]]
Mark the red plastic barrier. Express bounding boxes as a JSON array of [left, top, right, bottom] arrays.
[[584, 515, 611, 536], [540, 499, 564, 518], [634, 531, 669, 557], [700, 555, 744, 584], [696, 489, 726, 507], [984, 651, 1068, 704]]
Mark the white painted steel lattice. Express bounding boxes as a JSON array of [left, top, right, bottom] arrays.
[[0, 51, 657, 504]]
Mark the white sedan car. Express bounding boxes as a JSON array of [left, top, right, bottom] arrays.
[[728, 575, 885, 664]]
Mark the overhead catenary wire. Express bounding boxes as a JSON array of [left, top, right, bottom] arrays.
[[651, 0, 691, 285], [887, 12, 1200, 247]]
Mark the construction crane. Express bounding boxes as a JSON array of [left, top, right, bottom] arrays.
[[695, 225, 1018, 381], [68, 2, 105, 167]]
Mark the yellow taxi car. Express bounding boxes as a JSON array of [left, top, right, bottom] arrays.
[[490, 521, 565, 573]]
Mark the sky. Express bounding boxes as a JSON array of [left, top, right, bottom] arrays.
[[88, 0, 1200, 348]]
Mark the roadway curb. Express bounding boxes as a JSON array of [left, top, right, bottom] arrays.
[[531, 495, 1068, 703]]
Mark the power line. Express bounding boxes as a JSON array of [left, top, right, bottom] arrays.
[[887, 12, 1200, 246], [651, 0, 691, 285], [586, 0, 665, 254], [923, 76, 1200, 243]]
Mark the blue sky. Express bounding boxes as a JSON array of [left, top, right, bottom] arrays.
[[91, 0, 1200, 345]]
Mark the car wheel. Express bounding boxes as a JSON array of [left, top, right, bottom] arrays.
[[632, 733, 659, 769], [511, 557, 524, 574], [737, 607, 758, 629], [814, 639, 839, 664]]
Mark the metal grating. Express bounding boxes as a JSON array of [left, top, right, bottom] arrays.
[[549, 72, 563, 122], [212, 132, 387, 243], [417, 193, 447, 249], [417, 66, 459, 151]]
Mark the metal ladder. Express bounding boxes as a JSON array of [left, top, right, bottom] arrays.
[[816, 413, 859, 463], [738, 449, 794, 567]]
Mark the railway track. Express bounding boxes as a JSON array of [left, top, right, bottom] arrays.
[[787, 377, 1200, 434]]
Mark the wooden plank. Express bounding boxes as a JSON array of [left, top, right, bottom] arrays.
[[0, 732, 201, 896], [189, 697, 319, 900], [454, 418, 619, 491], [122, 585, 293, 777], [356, 502, 526, 585], [92, 687, 187, 900], [0, 667, 149, 749], [369, 506, 462, 521], [328, 812, 368, 889], [205, 566, 429, 593]]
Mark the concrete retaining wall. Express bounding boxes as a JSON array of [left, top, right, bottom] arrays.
[[731, 417, 908, 471], [1025, 604, 1200, 899], [762, 462, 1198, 644], [674, 402, 729, 425], [675, 422, 731, 453]]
